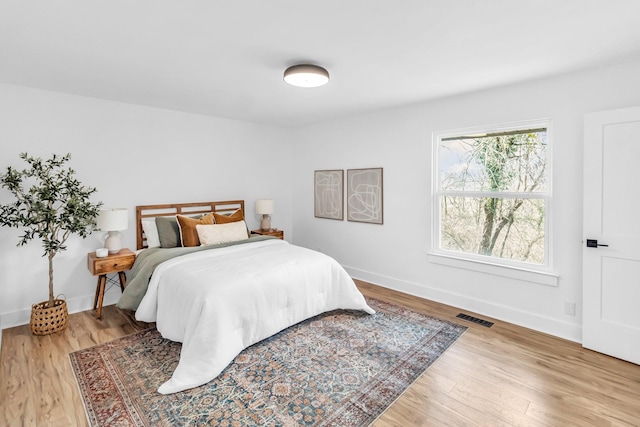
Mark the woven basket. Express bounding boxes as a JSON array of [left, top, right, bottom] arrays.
[[30, 299, 68, 335]]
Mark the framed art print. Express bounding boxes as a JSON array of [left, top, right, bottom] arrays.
[[314, 170, 343, 220], [347, 168, 383, 224]]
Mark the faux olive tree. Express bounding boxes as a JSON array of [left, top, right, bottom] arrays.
[[0, 153, 102, 311]]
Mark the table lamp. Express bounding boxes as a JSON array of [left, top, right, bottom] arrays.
[[255, 199, 274, 231], [96, 208, 128, 254]]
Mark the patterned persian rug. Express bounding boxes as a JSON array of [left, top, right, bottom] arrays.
[[70, 298, 466, 426]]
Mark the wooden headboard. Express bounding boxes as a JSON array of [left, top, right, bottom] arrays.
[[136, 200, 245, 250]]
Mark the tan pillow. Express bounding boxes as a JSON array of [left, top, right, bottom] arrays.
[[176, 213, 214, 247], [196, 221, 249, 246], [213, 209, 244, 224]]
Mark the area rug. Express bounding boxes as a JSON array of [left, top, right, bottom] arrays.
[[70, 298, 466, 426]]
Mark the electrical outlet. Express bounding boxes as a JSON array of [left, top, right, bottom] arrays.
[[564, 302, 576, 316]]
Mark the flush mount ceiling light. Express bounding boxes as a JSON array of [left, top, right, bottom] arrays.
[[283, 64, 330, 88]]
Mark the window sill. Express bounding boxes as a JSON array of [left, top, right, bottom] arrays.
[[428, 252, 559, 287]]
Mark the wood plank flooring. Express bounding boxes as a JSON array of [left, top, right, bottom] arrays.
[[1, 280, 639, 426]]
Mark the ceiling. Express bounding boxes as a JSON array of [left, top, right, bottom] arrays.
[[2, 1, 640, 127]]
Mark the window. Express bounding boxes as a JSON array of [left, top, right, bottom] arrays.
[[432, 121, 552, 276]]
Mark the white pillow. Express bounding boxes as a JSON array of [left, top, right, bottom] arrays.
[[141, 218, 161, 248], [196, 221, 249, 246]]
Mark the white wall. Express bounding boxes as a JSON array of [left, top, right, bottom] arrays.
[[291, 58, 640, 342], [3, 58, 640, 342], [0, 84, 293, 328]]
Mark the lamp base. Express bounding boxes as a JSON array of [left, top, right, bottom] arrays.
[[103, 231, 123, 254], [260, 214, 271, 232]]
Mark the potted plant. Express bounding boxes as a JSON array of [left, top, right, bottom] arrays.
[[0, 153, 102, 335]]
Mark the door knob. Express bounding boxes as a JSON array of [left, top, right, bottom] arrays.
[[586, 239, 608, 248]]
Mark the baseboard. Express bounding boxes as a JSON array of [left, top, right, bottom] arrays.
[[344, 266, 582, 343], [2, 268, 582, 344], [0, 289, 122, 331]]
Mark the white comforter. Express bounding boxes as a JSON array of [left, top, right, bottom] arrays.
[[135, 239, 375, 394]]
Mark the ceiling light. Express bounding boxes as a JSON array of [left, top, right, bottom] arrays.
[[283, 64, 330, 88]]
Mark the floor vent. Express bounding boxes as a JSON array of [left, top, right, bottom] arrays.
[[456, 313, 494, 328]]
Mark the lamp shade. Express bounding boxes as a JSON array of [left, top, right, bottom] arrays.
[[96, 208, 128, 231], [255, 199, 274, 215], [284, 64, 330, 88]]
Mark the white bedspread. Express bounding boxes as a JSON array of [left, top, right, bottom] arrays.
[[135, 239, 375, 394]]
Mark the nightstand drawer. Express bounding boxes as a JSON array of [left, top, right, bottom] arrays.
[[87, 249, 136, 275]]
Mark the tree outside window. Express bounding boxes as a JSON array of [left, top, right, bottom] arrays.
[[435, 124, 549, 267]]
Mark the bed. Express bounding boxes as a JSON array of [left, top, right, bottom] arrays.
[[117, 200, 375, 394]]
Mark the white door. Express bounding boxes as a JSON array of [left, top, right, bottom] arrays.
[[583, 106, 640, 364]]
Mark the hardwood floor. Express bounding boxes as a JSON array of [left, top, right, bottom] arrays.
[[356, 281, 640, 427], [1, 281, 639, 426], [0, 306, 151, 426]]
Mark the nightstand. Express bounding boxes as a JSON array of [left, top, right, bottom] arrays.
[[87, 248, 135, 319], [251, 229, 284, 240]]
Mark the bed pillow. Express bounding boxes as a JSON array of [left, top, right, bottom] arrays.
[[155, 216, 181, 248], [213, 209, 244, 224], [176, 213, 215, 247], [196, 221, 249, 246], [141, 218, 161, 248]]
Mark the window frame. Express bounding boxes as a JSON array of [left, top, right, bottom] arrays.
[[430, 119, 557, 286]]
